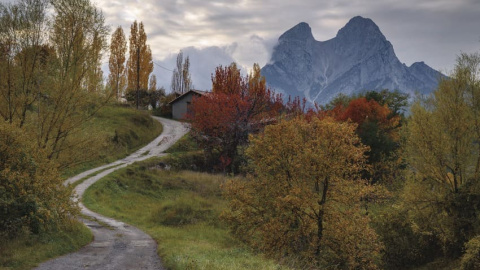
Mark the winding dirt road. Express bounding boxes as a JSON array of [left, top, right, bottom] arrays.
[[35, 117, 189, 270]]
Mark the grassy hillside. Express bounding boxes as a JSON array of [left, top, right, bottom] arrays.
[[63, 104, 163, 177], [0, 105, 164, 270], [83, 157, 289, 270]]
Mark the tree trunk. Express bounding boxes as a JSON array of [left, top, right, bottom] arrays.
[[316, 177, 329, 257]]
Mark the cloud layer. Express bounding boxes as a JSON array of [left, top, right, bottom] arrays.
[[93, 0, 480, 89]]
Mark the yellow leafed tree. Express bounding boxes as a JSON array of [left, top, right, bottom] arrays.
[[407, 53, 480, 193], [149, 74, 157, 92], [0, 121, 78, 237], [126, 21, 153, 96], [108, 26, 127, 100], [0, 0, 110, 239], [403, 52, 480, 255], [37, 0, 109, 167], [223, 117, 383, 269], [0, 0, 110, 169]]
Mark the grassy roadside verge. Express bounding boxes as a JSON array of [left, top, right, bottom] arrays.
[[83, 157, 288, 270], [0, 222, 92, 270]]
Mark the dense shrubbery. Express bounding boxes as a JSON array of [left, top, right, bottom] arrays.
[[124, 88, 165, 109], [460, 235, 480, 270], [373, 205, 442, 268], [0, 122, 78, 238]]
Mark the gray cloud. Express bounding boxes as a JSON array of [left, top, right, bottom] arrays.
[[91, 0, 479, 84], [152, 46, 237, 92], [353, 0, 480, 72]]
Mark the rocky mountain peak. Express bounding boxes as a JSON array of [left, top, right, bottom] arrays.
[[410, 61, 427, 68], [261, 16, 444, 105], [279, 22, 314, 42], [336, 16, 387, 44]]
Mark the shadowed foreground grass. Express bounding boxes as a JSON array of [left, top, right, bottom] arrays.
[[83, 158, 288, 270], [0, 221, 92, 270]]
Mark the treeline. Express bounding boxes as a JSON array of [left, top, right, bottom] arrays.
[[0, 0, 187, 248], [108, 23, 193, 111], [0, 0, 169, 242], [0, 0, 114, 239], [187, 53, 480, 269], [107, 20, 164, 108]]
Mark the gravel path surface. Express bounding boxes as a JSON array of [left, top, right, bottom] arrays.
[[35, 117, 189, 270]]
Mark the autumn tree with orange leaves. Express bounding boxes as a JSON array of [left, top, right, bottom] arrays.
[[223, 117, 383, 268], [321, 91, 407, 184], [339, 97, 399, 164], [187, 63, 283, 172]]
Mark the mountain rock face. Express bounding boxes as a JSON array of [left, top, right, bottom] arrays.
[[261, 16, 444, 105]]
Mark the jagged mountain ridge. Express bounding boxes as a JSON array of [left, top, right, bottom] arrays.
[[261, 16, 444, 105]]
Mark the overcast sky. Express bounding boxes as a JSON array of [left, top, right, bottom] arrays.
[[53, 0, 480, 89]]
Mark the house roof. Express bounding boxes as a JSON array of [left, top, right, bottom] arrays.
[[168, 89, 208, 105]]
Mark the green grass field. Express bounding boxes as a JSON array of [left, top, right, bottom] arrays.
[[83, 158, 288, 270]]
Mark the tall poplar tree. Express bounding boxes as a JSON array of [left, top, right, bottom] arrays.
[[170, 51, 192, 94], [108, 26, 127, 100], [126, 20, 153, 105], [149, 74, 157, 92]]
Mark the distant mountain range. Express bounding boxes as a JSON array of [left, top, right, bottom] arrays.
[[261, 16, 445, 105]]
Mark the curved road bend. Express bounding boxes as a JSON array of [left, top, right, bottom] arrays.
[[35, 117, 189, 270]]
